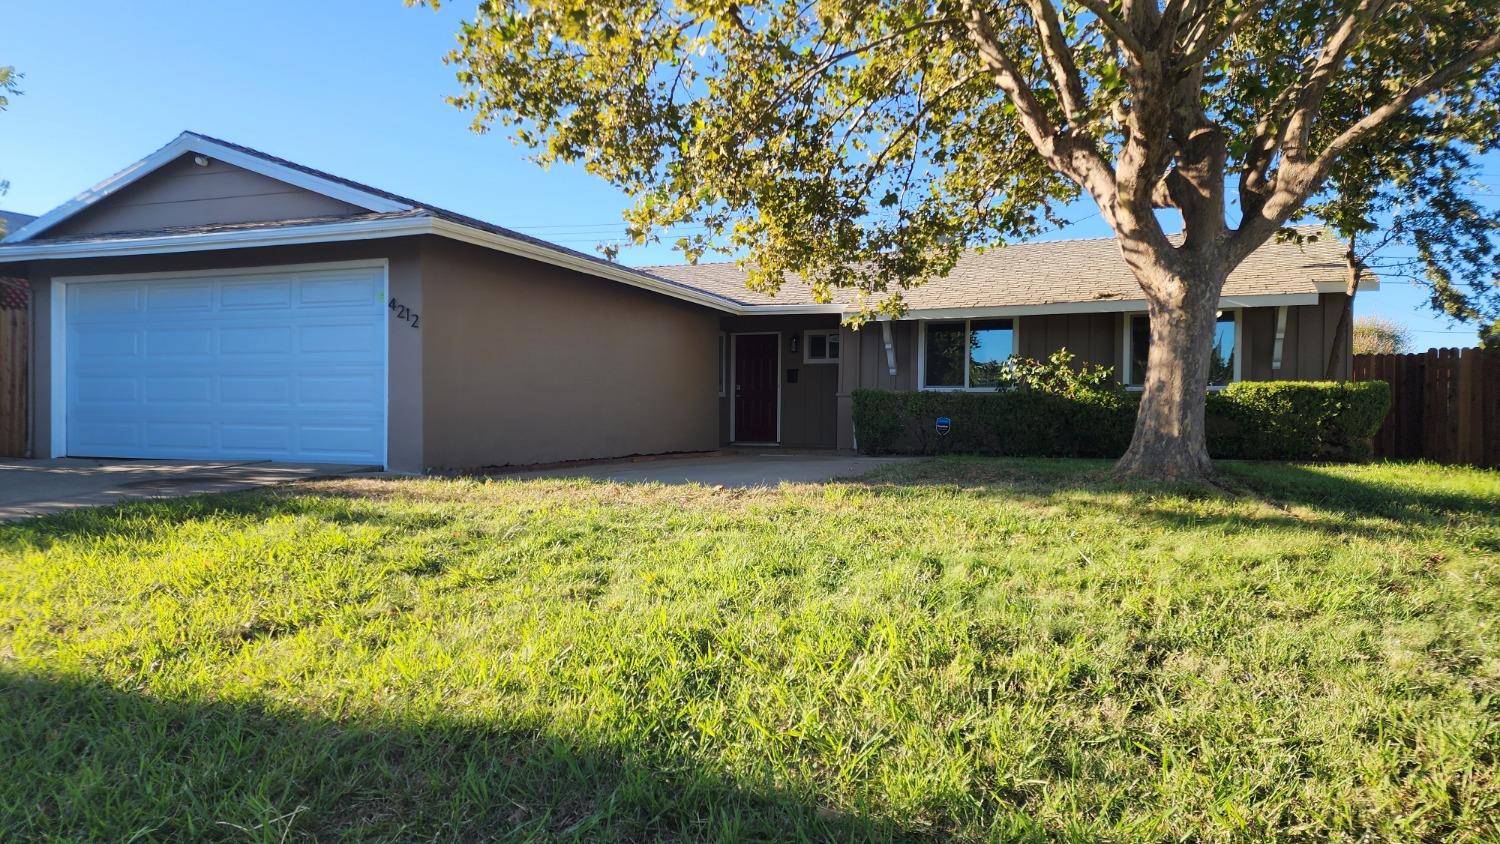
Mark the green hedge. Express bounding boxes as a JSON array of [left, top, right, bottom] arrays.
[[1205, 380, 1391, 461], [853, 380, 1390, 461]]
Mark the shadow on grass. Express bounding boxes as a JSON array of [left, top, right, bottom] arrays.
[[0, 670, 931, 842], [851, 456, 1500, 540], [6, 457, 1496, 556]]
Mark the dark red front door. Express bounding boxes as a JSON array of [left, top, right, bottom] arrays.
[[734, 334, 779, 442]]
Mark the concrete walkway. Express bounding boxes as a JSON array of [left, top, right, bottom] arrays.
[[503, 452, 912, 488], [0, 458, 369, 522]]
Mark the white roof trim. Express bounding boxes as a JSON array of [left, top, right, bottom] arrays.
[[734, 303, 849, 315], [2, 132, 411, 243], [902, 292, 1322, 319], [1314, 278, 1380, 293]]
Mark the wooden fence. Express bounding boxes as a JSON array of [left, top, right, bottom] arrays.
[[0, 278, 26, 458], [1353, 348, 1500, 469]]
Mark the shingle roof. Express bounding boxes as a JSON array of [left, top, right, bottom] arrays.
[[643, 229, 1353, 310], [1, 130, 1358, 314], [0, 210, 35, 235]]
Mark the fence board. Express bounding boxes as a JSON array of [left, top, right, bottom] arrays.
[[1354, 348, 1499, 469]]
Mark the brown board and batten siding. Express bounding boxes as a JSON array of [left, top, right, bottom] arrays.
[[720, 314, 842, 448], [45, 156, 366, 238], [1240, 293, 1351, 381], [1017, 312, 1122, 373]]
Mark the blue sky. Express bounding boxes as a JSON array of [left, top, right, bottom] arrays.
[[1, 1, 1492, 346]]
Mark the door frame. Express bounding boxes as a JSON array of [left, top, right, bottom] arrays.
[[47, 259, 391, 467], [729, 330, 781, 444]]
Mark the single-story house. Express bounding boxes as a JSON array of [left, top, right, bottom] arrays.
[[0, 132, 1373, 472]]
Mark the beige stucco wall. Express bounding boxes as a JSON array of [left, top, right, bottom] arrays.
[[418, 238, 721, 470], [49, 156, 368, 237]]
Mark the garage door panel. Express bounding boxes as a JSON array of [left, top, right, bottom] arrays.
[[298, 320, 382, 354], [74, 327, 140, 358], [146, 327, 213, 358], [221, 279, 293, 310], [299, 374, 381, 405], [220, 376, 293, 405], [142, 376, 212, 404], [300, 274, 382, 306], [220, 425, 294, 453], [145, 422, 215, 450], [300, 425, 383, 456], [66, 266, 386, 465], [72, 421, 142, 450], [72, 285, 142, 318], [147, 283, 213, 312], [221, 324, 293, 355], [73, 376, 139, 403]]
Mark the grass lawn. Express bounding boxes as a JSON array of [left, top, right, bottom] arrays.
[[2, 458, 1498, 842]]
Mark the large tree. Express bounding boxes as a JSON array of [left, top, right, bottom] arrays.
[[1298, 70, 1500, 369], [421, 0, 1500, 479]]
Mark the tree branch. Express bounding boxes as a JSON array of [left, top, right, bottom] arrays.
[[959, 0, 1121, 227], [1180, 1, 1260, 68], [1026, 0, 1089, 121], [1234, 27, 1500, 263], [1310, 28, 1500, 173], [1280, 0, 1392, 163], [1072, 0, 1149, 60]]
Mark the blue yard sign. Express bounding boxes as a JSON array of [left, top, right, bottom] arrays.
[[935, 416, 951, 436]]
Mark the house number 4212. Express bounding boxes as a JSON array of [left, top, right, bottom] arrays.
[[388, 298, 420, 328]]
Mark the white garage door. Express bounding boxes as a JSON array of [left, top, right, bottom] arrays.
[[64, 264, 386, 465]]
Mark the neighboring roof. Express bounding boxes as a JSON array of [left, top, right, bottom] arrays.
[[0, 210, 36, 235], [645, 229, 1373, 315]]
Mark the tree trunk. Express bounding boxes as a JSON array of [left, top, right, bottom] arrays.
[[1323, 242, 1360, 380], [1114, 264, 1227, 481]]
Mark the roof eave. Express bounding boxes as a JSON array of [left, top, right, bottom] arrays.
[[0, 214, 745, 314]]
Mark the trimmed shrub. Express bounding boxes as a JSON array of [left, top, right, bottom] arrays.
[[1206, 381, 1391, 461], [853, 379, 1390, 462]]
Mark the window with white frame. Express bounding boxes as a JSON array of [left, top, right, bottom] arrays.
[[803, 329, 841, 364], [1125, 310, 1239, 388], [920, 318, 1015, 389]]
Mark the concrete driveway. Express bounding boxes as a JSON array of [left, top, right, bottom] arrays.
[[504, 452, 912, 487], [0, 458, 371, 522]]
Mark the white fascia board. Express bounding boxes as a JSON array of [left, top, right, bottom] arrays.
[[1313, 278, 1380, 293], [902, 292, 1321, 320], [735, 303, 849, 315], [3, 133, 410, 243], [0, 216, 433, 259]]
